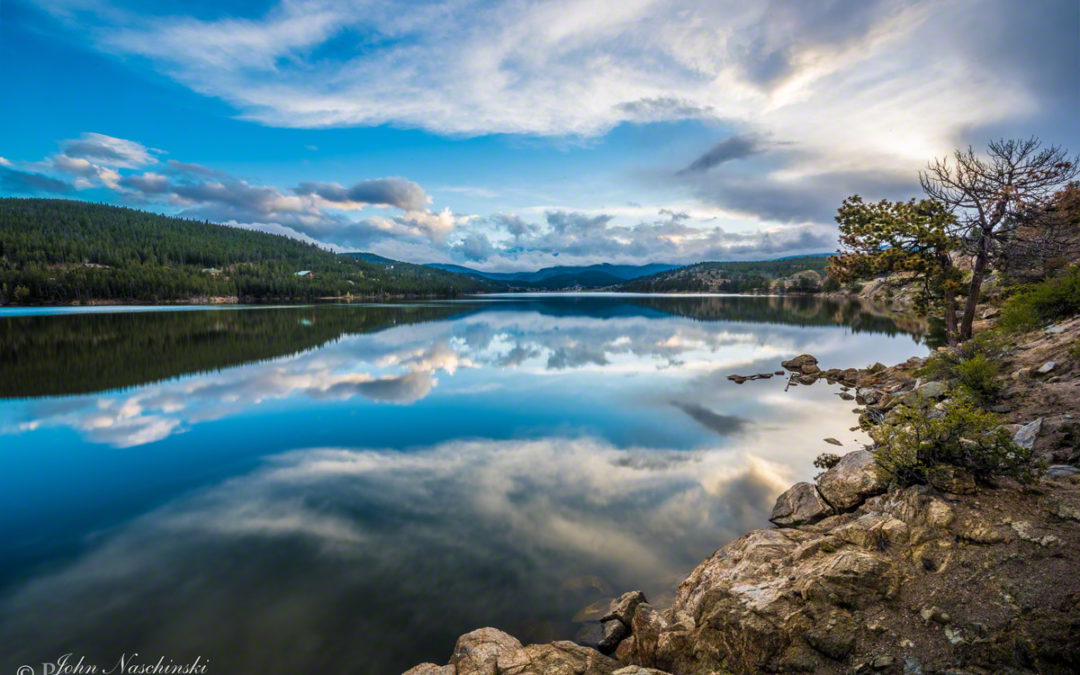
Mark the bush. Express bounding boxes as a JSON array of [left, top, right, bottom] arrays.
[[953, 353, 1002, 406], [814, 453, 841, 471], [999, 266, 1080, 331], [917, 333, 1004, 406], [871, 397, 1035, 487]]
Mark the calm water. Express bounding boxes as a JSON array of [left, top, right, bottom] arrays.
[[0, 296, 929, 673]]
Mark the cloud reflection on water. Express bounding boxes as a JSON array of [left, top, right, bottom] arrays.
[[1, 437, 789, 672]]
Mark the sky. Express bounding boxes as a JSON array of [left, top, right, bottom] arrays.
[[1, 0, 1077, 271]]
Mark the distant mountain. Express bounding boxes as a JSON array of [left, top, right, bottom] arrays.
[[619, 255, 832, 293], [0, 199, 492, 305], [425, 261, 682, 287], [342, 251, 400, 266]]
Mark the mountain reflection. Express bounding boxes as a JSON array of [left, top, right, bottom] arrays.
[[3, 297, 924, 449], [0, 295, 928, 399]]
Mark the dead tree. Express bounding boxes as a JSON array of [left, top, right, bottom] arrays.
[[920, 138, 1078, 339]]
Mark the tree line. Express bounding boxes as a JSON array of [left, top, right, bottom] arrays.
[[0, 199, 489, 304]]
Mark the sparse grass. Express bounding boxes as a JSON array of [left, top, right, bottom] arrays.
[[871, 396, 1036, 487], [999, 266, 1080, 331]]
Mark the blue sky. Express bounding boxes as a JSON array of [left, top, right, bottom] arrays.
[[1, 0, 1077, 270]]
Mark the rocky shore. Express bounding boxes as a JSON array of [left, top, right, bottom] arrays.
[[404, 316, 1080, 674]]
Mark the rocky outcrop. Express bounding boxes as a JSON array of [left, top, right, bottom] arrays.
[[406, 627, 621, 675], [608, 474, 1080, 674]]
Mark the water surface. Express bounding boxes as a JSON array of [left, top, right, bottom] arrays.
[[0, 296, 928, 673]]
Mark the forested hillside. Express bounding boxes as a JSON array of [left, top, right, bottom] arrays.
[[618, 255, 831, 293], [0, 199, 488, 304]]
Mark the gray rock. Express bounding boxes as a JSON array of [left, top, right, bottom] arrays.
[[1045, 324, 1065, 334], [914, 380, 947, 399], [816, 450, 885, 510], [575, 622, 605, 649], [990, 404, 1011, 413], [855, 387, 878, 404], [597, 619, 628, 654], [1047, 464, 1080, 478], [1037, 361, 1056, 374], [1013, 418, 1043, 450], [770, 482, 834, 527], [600, 590, 646, 626]]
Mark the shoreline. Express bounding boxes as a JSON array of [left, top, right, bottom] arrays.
[[404, 313, 1080, 674]]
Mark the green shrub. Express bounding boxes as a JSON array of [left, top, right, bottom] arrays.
[[917, 333, 1004, 405], [999, 266, 1080, 331], [814, 453, 841, 471], [953, 353, 1002, 406], [871, 397, 1035, 487]]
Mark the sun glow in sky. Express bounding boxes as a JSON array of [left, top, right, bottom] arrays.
[[1, 0, 1077, 270]]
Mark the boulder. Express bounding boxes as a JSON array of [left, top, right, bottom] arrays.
[[600, 591, 647, 626], [782, 354, 818, 372], [1037, 361, 1056, 374], [496, 641, 620, 675], [914, 380, 947, 399], [403, 665, 454, 675], [856, 387, 879, 404], [597, 619, 628, 654], [1013, 418, 1043, 450], [440, 628, 620, 675], [816, 450, 885, 510], [770, 482, 834, 527], [451, 628, 524, 675]]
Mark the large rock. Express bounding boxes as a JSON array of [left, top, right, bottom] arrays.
[[404, 665, 454, 675], [913, 380, 947, 399], [600, 590, 647, 626], [770, 482, 834, 527], [816, 450, 885, 510], [596, 619, 627, 654], [426, 627, 620, 675], [781, 354, 818, 372], [497, 642, 620, 675], [1013, 418, 1043, 450], [451, 628, 524, 675]]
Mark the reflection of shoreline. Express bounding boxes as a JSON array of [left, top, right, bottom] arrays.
[[0, 304, 471, 398]]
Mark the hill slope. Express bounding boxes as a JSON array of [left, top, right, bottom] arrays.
[[0, 199, 489, 304], [619, 255, 831, 293]]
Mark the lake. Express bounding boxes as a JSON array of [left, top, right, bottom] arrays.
[[0, 295, 930, 673]]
